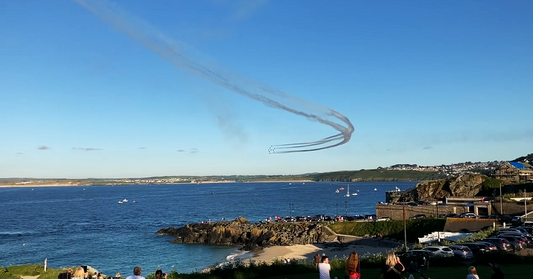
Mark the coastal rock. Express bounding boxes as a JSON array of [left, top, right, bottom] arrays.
[[448, 173, 485, 197], [157, 217, 337, 250], [391, 174, 487, 202]]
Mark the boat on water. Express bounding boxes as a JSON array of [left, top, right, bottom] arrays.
[[352, 193, 358, 196], [374, 188, 377, 191], [346, 185, 350, 197], [339, 187, 344, 191], [335, 189, 340, 194], [118, 199, 128, 204]]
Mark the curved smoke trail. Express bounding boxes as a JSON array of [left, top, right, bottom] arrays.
[[74, 0, 354, 153]]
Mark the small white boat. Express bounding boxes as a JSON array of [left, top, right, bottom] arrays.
[[374, 188, 377, 191], [335, 189, 340, 194], [121, 199, 128, 203], [118, 201, 123, 204], [346, 185, 350, 197], [352, 193, 358, 196]]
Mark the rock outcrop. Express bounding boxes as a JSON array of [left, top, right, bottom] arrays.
[[157, 217, 337, 250], [390, 174, 487, 202]]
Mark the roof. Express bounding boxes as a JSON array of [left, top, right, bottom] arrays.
[[443, 218, 496, 233], [509, 162, 527, 170]]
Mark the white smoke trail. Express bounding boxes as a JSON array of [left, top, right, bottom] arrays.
[[74, 0, 354, 153]]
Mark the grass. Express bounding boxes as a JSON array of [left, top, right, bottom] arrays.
[[0, 264, 67, 279], [3, 258, 532, 279]]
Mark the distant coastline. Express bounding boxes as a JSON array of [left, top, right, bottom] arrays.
[[1, 159, 518, 188], [0, 179, 314, 188]]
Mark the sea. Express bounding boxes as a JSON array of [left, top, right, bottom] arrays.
[[0, 181, 417, 275]]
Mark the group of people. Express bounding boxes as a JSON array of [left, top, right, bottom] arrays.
[[64, 266, 168, 279], [313, 250, 504, 279], [314, 251, 361, 279]]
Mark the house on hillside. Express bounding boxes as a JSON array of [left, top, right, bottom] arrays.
[[494, 162, 533, 183]]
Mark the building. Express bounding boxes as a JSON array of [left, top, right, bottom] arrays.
[[494, 162, 533, 183]]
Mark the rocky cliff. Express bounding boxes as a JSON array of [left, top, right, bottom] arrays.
[[391, 174, 487, 202], [157, 217, 337, 250]]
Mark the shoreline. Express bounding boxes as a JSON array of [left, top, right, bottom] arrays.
[[244, 242, 394, 264], [0, 180, 314, 188]]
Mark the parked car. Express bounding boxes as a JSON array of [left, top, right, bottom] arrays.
[[499, 228, 532, 236], [449, 245, 474, 259], [497, 235, 525, 250], [422, 246, 453, 257], [517, 226, 533, 234], [457, 212, 477, 218], [461, 243, 489, 254], [411, 214, 427, 219], [365, 214, 376, 220], [342, 215, 356, 221], [499, 215, 513, 223], [497, 233, 530, 245], [398, 250, 431, 270], [471, 242, 498, 253], [513, 228, 533, 239], [398, 250, 432, 259], [483, 237, 514, 252]]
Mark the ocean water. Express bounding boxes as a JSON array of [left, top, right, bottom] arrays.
[[0, 181, 416, 275]]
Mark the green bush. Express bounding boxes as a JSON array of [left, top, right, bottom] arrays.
[[482, 177, 503, 191]]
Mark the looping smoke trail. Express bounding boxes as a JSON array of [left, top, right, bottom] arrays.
[[74, 0, 354, 153]]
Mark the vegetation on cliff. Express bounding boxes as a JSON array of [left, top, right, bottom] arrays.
[[513, 153, 533, 163]]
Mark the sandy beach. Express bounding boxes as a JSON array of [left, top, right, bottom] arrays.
[[249, 242, 394, 264]]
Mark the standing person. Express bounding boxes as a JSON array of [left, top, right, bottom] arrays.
[[126, 267, 145, 279], [345, 252, 361, 279], [154, 270, 168, 279], [466, 266, 480, 279], [314, 253, 321, 269], [381, 251, 405, 279], [489, 263, 503, 279], [318, 255, 331, 279], [73, 267, 85, 279]]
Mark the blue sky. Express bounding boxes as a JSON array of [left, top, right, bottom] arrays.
[[1, 0, 532, 178]]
